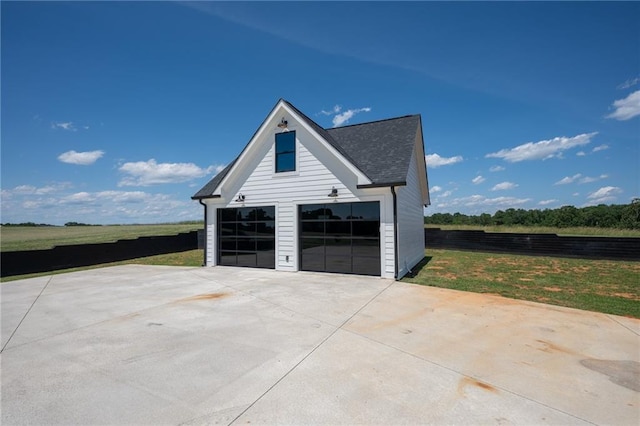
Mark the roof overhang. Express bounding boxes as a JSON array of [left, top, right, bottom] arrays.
[[191, 194, 221, 200], [356, 181, 407, 189]]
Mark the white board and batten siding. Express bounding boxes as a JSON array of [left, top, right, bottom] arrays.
[[396, 149, 427, 277], [203, 123, 396, 278]]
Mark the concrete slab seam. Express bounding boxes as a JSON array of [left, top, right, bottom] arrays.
[[340, 325, 596, 425], [225, 279, 396, 426], [0, 294, 193, 352], [605, 314, 640, 336], [1, 274, 53, 353]]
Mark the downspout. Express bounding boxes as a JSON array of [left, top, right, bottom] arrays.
[[390, 186, 399, 280], [198, 199, 207, 267]]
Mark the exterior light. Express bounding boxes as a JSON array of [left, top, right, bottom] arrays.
[[235, 193, 245, 202], [277, 117, 288, 129], [328, 187, 338, 198]]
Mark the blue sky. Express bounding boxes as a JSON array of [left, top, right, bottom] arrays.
[[2, 1, 638, 225]]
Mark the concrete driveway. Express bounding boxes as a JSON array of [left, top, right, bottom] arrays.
[[1, 265, 638, 425]]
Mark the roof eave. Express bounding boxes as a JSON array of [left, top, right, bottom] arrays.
[[191, 194, 222, 200], [357, 181, 407, 189]]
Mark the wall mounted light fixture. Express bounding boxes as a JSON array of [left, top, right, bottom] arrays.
[[235, 193, 245, 202], [277, 117, 288, 129], [328, 187, 338, 198]]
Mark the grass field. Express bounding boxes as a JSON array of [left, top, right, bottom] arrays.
[[402, 249, 640, 318], [0, 224, 203, 252], [2, 224, 638, 318], [425, 224, 640, 237]]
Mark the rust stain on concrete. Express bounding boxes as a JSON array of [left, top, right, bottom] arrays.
[[457, 376, 499, 396], [535, 339, 579, 356], [174, 293, 229, 303], [111, 312, 140, 322]]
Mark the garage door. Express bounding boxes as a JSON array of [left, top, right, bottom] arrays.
[[218, 206, 275, 269], [299, 201, 380, 276]]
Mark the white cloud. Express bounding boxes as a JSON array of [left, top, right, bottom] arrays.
[[434, 194, 531, 210], [425, 153, 463, 168], [6, 183, 72, 195], [576, 151, 586, 157], [554, 173, 582, 185], [606, 90, 640, 121], [332, 107, 372, 127], [489, 165, 505, 172], [319, 105, 342, 116], [118, 159, 223, 186], [58, 150, 105, 165], [592, 144, 609, 152], [555, 173, 608, 185], [538, 199, 558, 206], [618, 77, 640, 90], [472, 175, 485, 184], [485, 132, 597, 162], [587, 186, 622, 204], [491, 181, 518, 191], [441, 190, 452, 197], [51, 121, 77, 131], [579, 174, 608, 184], [62, 192, 95, 204], [2, 186, 199, 224], [431, 185, 443, 193]]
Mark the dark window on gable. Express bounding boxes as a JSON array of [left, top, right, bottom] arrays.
[[275, 131, 296, 173]]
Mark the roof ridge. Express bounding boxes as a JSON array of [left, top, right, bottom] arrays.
[[325, 114, 419, 131]]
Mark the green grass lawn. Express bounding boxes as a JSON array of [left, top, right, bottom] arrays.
[[0, 224, 202, 252], [402, 249, 640, 318]]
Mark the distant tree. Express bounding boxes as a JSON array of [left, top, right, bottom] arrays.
[[621, 198, 640, 229], [424, 202, 639, 230]]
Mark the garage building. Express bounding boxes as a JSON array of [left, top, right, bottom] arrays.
[[192, 99, 430, 279]]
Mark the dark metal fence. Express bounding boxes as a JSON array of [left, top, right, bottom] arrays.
[[425, 228, 640, 261], [3, 228, 638, 278], [1, 231, 199, 277]]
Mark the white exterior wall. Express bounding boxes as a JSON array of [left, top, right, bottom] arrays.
[[201, 116, 396, 278], [396, 149, 427, 278]]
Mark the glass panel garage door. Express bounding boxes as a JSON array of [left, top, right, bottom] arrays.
[[300, 201, 380, 276], [218, 206, 275, 269]]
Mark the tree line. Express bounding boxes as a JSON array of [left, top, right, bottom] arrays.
[[424, 200, 640, 229]]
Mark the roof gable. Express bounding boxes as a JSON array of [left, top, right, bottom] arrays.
[[193, 100, 427, 200]]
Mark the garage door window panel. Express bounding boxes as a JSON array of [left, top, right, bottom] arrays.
[[302, 222, 324, 236], [352, 202, 379, 220], [326, 221, 350, 237], [352, 221, 379, 237], [352, 238, 379, 257], [299, 201, 380, 276], [352, 259, 380, 276], [327, 203, 350, 220], [217, 206, 275, 269]]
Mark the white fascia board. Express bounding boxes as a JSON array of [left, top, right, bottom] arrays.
[[414, 124, 430, 205]]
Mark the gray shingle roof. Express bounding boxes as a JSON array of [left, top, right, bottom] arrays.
[[192, 100, 423, 199], [326, 114, 421, 187]]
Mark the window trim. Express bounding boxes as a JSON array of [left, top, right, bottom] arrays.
[[275, 131, 296, 173]]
